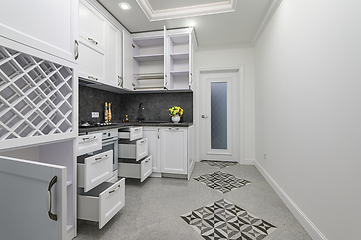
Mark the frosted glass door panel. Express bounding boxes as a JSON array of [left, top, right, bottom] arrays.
[[211, 82, 227, 150]]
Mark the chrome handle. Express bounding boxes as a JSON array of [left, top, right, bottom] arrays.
[[140, 140, 146, 144], [82, 136, 96, 141], [132, 44, 135, 48], [169, 127, 180, 130], [145, 158, 150, 163], [157, 128, 160, 139], [88, 37, 98, 45], [134, 128, 139, 131], [202, 115, 208, 118], [74, 40, 79, 60], [109, 185, 121, 194], [88, 76, 98, 81], [95, 154, 108, 161], [47, 176, 58, 221]]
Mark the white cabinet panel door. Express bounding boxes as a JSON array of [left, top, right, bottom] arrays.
[[108, 24, 123, 88], [143, 127, 161, 172], [123, 30, 134, 90], [0, 156, 66, 240], [160, 127, 188, 174], [0, 0, 78, 62]]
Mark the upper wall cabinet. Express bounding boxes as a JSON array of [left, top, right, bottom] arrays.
[[0, 0, 78, 63], [130, 27, 197, 91], [78, 0, 108, 84]]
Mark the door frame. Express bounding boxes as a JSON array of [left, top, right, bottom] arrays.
[[195, 66, 245, 164]]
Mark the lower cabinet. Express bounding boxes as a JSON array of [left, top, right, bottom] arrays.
[[143, 126, 194, 180], [77, 178, 125, 229]]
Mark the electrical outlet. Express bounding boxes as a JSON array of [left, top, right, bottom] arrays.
[[264, 154, 267, 159], [91, 112, 99, 118]]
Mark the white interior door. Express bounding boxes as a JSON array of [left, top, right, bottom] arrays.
[[200, 70, 241, 162], [0, 156, 66, 240]]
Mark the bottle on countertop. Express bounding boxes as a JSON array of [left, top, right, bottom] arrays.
[[123, 115, 130, 122], [104, 102, 108, 123], [108, 102, 112, 122]]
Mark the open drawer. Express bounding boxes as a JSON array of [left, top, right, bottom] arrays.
[[77, 133, 102, 156], [77, 150, 113, 192], [78, 178, 125, 229], [118, 127, 143, 141], [118, 138, 148, 161], [118, 155, 152, 182]]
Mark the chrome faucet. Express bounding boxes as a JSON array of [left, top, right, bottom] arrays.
[[137, 103, 145, 122]]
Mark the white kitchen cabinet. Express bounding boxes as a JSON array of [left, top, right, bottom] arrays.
[[77, 178, 125, 229], [108, 24, 123, 88], [0, 140, 76, 240], [166, 27, 197, 90], [118, 127, 143, 141], [0, 0, 78, 63], [78, 0, 108, 84], [123, 30, 135, 90], [118, 138, 149, 161], [160, 127, 188, 175], [143, 127, 161, 173], [77, 133, 102, 156]]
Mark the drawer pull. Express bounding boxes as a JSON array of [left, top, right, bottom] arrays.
[[82, 136, 97, 141], [109, 185, 121, 194], [88, 37, 98, 45], [88, 76, 98, 81], [145, 159, 150, 163], [47, 176, 58, 221], [140, 140, 146, 144], [134, 128, 139, 131], [95, 154, 108, 161], [169, 127, 180, 131]]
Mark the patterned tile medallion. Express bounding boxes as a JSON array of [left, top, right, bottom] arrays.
[[201, 160, 238, 169], [194, 171, 251, 194], [181, 199, 277, 240]]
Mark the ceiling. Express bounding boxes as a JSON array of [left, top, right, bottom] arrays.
[[97, 0, 280, 47]]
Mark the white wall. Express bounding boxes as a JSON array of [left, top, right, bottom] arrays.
[[254, 1, 361, 239], [194, 45, 255, 163]]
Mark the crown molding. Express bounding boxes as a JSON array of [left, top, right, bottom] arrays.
[[251, 0, 282, 46], [136, 0, 237, 21]]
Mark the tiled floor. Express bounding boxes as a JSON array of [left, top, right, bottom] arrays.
[[76, 162, 312, 240]]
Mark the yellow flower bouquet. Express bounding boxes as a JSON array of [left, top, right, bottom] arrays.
[[168, 106, 184, 117]]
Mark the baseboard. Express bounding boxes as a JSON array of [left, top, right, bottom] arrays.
[[244, 158, 255, 165], [253, 159, 327, 240]]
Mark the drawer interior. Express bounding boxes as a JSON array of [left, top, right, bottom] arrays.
[[78, 180, 122, 197], [118, 139, 136, 144]]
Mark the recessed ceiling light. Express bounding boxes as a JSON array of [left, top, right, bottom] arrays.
[[189, 22, 196, 27], [118, 3, 131, 10]]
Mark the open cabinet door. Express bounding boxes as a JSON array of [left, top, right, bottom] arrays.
[[0, 156, 66, 240]]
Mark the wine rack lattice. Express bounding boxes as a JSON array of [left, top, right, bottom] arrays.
[[0, 45, 73, 141]]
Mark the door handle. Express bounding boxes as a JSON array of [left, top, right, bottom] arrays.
[[47, 176, 58, 221], [74, 40, 79, 60], [201, 115, 208, 118], [109, 185, 121, 194]]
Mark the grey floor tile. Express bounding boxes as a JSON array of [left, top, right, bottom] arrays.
[[75, 162, 312, 240]]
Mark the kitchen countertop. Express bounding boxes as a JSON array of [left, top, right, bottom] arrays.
[[78, 122, 193, 133]]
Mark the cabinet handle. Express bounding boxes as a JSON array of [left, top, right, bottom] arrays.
[[95, 154, 108, 161], [134, 128, 139, 131], [140, 140, 146, 144], [82, 136, 96, 141], [169, 127, 180, 130], [118, 76, 124, 87], [144, 159, 150, 163], [88, 37, 98, 45], [47, 176, 58, 221], [109, 184, 121, 194], [157, 128, 160, 139], [88, 76, 98, 81], [132, 44, 135, 48], [74, 40, 79, 60]]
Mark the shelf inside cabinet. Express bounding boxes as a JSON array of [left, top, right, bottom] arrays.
[[170, 53, 189, 60], [170, 70, 189, 76], [134, 54, 164, 62], [134, 73, 164, 80]]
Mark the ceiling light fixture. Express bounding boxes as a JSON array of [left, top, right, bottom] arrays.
[[189, 22, 196, 27], [118, 3, 131, 10]]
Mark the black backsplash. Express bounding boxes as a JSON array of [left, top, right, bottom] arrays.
[[79, 85, 193, 123]]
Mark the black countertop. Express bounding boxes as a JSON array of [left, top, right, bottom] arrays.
[[79, 122, 193, 133]]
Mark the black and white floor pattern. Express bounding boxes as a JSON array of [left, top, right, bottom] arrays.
[[181, 199, 277, 240], [201, 160, 238, 169], [194, 171, 251, 194]]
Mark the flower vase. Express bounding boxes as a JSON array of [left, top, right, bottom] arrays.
[[171, 115, 180, 123]]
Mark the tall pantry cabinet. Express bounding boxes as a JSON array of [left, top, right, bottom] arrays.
[[0, 1, 78, 240]]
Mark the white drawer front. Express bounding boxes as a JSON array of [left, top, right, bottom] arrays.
[[77, 133, 102, 156], [118, 155, 153, 182], [77, 178, 125, 229], [78, 150, 113, 192], [99, 178, 125, 228], [118, 127, 143, 141], [141, 155, 153, 182], [118, 138, 148, 161]]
